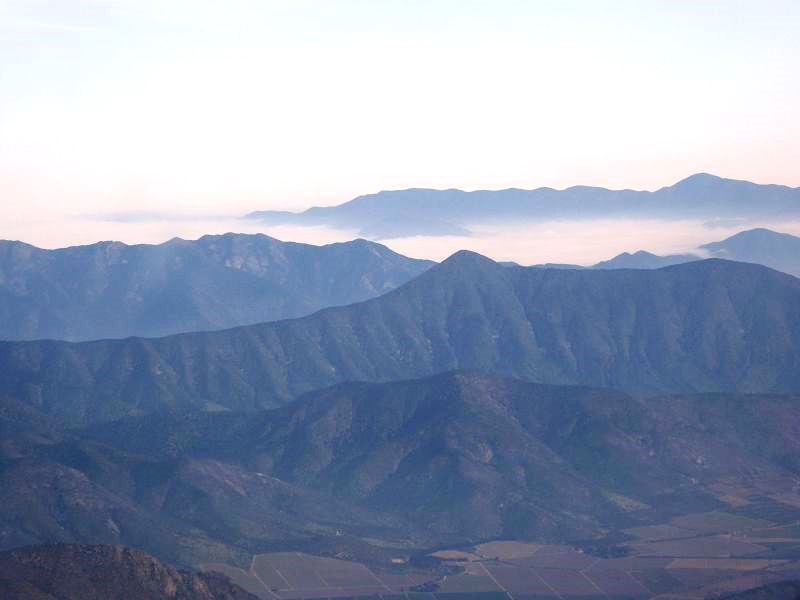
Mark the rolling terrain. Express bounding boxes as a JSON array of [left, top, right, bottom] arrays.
[[4, 371, 800, 575]]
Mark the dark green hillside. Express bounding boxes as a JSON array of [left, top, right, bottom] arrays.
[[0, 254, 799, 425]]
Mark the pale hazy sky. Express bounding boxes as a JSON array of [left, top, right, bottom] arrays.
[[1, 0, 799, 257]]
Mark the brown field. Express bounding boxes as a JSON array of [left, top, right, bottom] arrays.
[[461, 563, 490, 576], [770, 493, 800, 509], [631, 557, 676, 570], [665, 558, 788, 571], [258, 553, 330, 589], [276, 586, 387, 599], [438, 574, 501, 593], [474, 542, 542, 560], [748, 524, 800, 538], [583, 567, 652, 597], [586, 556, 637, 570], [431, 550, 480, 562], [201, 563, 273, 599], [666, 568, 744, 589], [526, 545, 573, 556], [483, 563, 556, 595], [738, 536, 800, 543], [771, 559, 800, 572], [533, 567, 601, 596], [206, 552, 403, 599], [308, 555, 383, 588], [629, 535, 766, 558], [670, 511, 773, 533], [511, 550, 596, 570], [251, 554, 294, 589], [719, 495, 752, 508], [630, 569, 687, 596], [708, 479, 756, 496], [624, 524, 697, 541], [377, 572, 437, 589], [695, 571, 785, 597]]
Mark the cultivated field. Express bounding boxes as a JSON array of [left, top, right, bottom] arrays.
[[203, 479, 800, 600]]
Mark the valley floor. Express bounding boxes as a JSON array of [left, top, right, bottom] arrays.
[[202, 476, 800, 600]]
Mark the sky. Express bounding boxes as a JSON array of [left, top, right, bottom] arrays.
[[1, 0, 799, 260]]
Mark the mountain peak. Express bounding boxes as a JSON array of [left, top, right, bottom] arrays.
[[698, 228, 800, 276], [442, 249, 495, 263], [702, 228, 800, 249], [669, 172, 727, 188], [714, 228, 788, 242], [592, 249, 697, 270], [439, 249, 499, 271]]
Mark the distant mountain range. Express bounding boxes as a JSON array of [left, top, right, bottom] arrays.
[[2, 252, 799, 426], [591, 250, 699, 270], [4, 371, 800, 567], [0, 234, 432, 341], [591, 228, 800, 276], [245, 174, 800, 238]]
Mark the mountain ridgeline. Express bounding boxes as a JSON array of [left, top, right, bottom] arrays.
[[1, 226, 798, 344], [0, 233, 432, 341], [2, 252, 799, 425], [246, 173, 800, 238]]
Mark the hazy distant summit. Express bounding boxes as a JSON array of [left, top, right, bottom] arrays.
[[592, 228, 800, 277], [0, 233, 432, 341], [592, 250, 699, 270], [246, 174, 800, 238], [700, 227, 800, 273]]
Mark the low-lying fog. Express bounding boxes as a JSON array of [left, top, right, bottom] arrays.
[[5, 213, 800, 266]]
